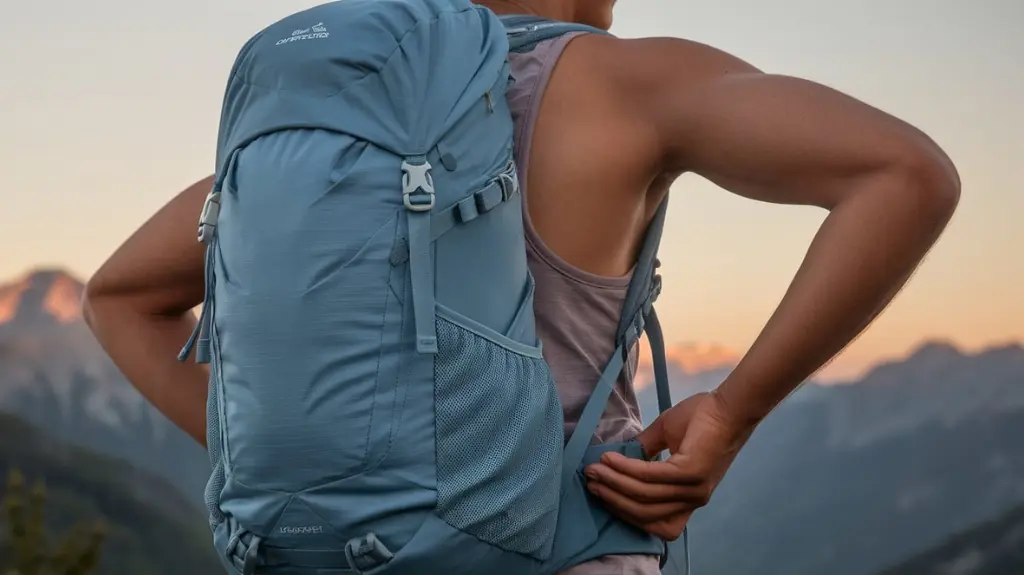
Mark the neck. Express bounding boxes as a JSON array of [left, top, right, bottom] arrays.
[[475, 0, 573, 22]]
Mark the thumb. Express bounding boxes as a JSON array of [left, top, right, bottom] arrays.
[[636, 416, 668, 459]]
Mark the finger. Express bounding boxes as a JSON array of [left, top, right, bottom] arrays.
[[635, 419, 668, 457], [585, 463, 703, 504], [648, 512, 694, 541], [587, 480, 693, 524], [600, 452, 703, 485]]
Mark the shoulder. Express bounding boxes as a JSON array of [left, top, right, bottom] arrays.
[[556, 34, 762, 168], [561, 34, 760, 100], [560, 33, 958, 209]]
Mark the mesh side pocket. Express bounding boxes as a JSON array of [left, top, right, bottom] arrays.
[[434, 316, 563, 559], [204, 375, 227, 528]]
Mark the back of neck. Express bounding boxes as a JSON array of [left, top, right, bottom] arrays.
[[474, 0, 572, 23]]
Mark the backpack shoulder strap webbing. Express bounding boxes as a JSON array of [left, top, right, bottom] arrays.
[[559, 198, 686, 574], [561, 197, 672, 478], [616, 198, 672, 415], [500, 15, 611, 52], [498, 11, 673, 464], [499, 18, 685, 568]]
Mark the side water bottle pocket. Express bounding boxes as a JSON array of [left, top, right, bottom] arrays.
[[431, 278, 563, 560]]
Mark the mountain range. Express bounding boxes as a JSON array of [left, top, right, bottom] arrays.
[[0, 411, 221, 574], [0, 268, 212, 500], [2, 268, 1022, 575], [881, 501, 1024, 575], [635, 338, 1024, 575]]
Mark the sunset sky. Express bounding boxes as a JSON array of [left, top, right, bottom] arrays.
[[1, 0, 1020, 380]]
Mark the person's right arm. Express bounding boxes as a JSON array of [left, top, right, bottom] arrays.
[[82, 176, 215, 447]]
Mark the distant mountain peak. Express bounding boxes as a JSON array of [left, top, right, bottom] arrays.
[[0, 268, 85, 327], [637, 338, 740, 375], [908, 339, 964, 359]]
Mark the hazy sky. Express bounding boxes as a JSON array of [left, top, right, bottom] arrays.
[[1, 0, 1021, 379]]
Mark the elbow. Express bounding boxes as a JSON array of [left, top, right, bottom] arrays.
[[81, 277, 109, 332], [887, 140, 961, 227], [910, 138, 961, 215], [81, 272, 127, 333], [80, 290, 93, 330], [82, 268, 202, 326]]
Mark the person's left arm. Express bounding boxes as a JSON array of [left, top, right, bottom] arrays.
[[583, 38, 960, 540]]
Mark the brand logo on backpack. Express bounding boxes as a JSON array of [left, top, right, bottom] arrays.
[[276, 22, 329, 45], [278, 525, 325, 535]]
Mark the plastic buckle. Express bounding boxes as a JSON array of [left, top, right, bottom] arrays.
[[651, 273, 663, 301], [241, 535, 262, 575], [646, 272, 663, 304], [345, 533, 394, 573], [401, 159, 435, 212], [634, 313, 646, 339], [635, 275, 663, 330], [642, 279, 662, 317], [197, 191, 221, 244], [498, 165, 519, 201]]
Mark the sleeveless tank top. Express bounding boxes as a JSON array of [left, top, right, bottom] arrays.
[[507, 32, 660, 575]]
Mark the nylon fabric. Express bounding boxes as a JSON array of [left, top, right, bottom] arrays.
[[184, 2, 681, 573]]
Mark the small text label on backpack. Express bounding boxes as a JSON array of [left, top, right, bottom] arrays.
[[276, 23, 329, 45], [278, 525, 325, 535]]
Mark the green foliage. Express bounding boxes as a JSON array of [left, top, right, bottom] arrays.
[[2, 469, 106, 575]]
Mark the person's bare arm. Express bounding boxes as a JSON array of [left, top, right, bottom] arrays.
[[82, 176, 215, 447], [584, 38, 959, 539], [633, 38, 960, 424]]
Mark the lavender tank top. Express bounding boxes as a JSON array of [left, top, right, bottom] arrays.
[[507, 32, 661, 575]]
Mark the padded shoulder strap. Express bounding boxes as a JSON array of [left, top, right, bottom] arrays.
[[500, 15, 610, 52]]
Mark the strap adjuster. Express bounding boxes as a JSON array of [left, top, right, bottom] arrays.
[[224, 518, 263, 575], [498, 164, 519, 201], [645, 273, 663, 313], [345, 533, 394, 573]]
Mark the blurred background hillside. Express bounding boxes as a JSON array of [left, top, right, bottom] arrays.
[[1, 270, 1022, 574], [1, 0, 1021, 573]]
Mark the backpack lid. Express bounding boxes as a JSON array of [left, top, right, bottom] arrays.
[[216, 0, 510, 174]]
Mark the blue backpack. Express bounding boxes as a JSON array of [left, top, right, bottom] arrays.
[[180, 1, 686, 573]]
